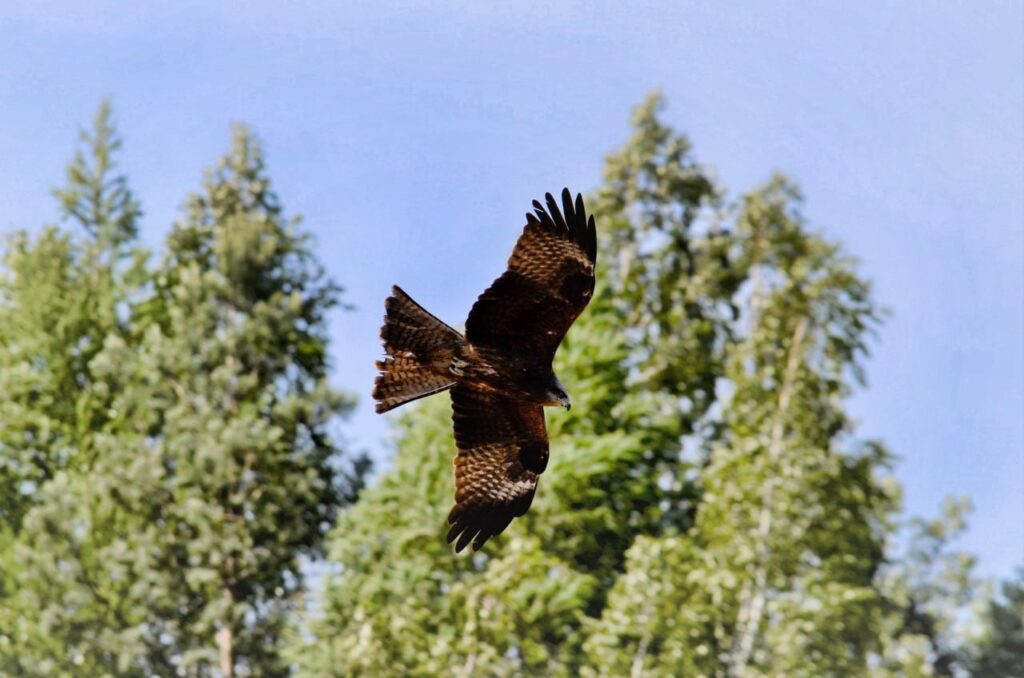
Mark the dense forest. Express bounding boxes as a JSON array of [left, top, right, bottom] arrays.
[[0, 98, 1020, 677]]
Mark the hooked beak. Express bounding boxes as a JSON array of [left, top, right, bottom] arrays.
[[550, 375, 571, 411]]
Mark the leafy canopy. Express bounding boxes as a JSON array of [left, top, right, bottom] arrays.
[[0, 105, 362, 677], [293, 94, 981, 677]]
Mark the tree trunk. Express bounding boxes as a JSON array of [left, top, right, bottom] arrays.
[[217, 624, 233, 677], [217, 585, 235, 678], [727, 317, 808, 678]]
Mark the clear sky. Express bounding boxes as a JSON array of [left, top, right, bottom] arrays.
[[1, 1, 1021, 578]]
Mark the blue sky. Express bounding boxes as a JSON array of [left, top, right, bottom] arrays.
[[1, 1, 1021, 578]]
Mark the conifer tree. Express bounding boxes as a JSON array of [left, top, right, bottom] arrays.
[[0, 101, 149, 675], [0, 101, 142, 532], [0, 112, 359, 676]]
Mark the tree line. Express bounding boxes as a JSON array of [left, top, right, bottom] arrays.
[[0, 98, 1019, 676]]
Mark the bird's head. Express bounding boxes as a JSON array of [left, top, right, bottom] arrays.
[[545, 375, 572, 411]]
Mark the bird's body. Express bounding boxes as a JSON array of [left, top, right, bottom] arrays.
[[373, 189, 596, 552], [450, 342, 568, 407]]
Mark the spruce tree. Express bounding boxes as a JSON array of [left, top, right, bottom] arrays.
[[0, 103, 148, 675], [0, 101, 142, 534], [0, 112, 360, 676]]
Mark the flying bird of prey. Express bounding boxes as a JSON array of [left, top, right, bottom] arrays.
[[373, 188, 597, 552]]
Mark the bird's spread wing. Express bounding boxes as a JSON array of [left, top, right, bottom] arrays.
[[465, 188, 597, 361], [446, 385, 549, 552]]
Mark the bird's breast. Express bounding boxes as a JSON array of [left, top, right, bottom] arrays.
[[451, 343, 529, 397]]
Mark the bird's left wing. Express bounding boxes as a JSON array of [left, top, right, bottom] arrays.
[[465, 188, 596, 361], [446, 384, 549, 552]]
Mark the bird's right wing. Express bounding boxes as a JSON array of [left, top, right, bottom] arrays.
[[465, 189, 596, 362], [446, 385, 549, 552]]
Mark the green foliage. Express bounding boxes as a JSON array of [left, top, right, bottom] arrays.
[[294, 93, 999, 678], [294, 93, 898, 677], [1, 94, 1003, 677], [873, 497, 980, 676], [582, 172, 897, 678], [969, 569, 1024, 677], [0, 102, 145, 535], [53, 100, 141, 248], [594, 93, 733, 425], [0, 106, 359, 676], [293, 94, 724, 677]]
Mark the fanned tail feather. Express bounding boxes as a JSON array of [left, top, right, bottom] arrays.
[[373, 286, 463, 413]]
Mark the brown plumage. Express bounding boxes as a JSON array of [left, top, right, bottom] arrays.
[[373, 188, 597, 552]]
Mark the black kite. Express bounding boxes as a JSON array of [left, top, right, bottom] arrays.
[[373, 189, 597, 552]]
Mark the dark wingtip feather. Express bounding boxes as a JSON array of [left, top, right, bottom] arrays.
[[491, 513, 514, 538], [561, 188, 576, 233], [525, 189, 597, 264], [446, 522, 460, 544], [545, 192, 567, 231], [447, 520, 474, 553], [574, 192, 588, 237], [587, 214, 597, 260], [532, 200, 556, 232], [455, 532, 471, 553], [446, 503, 509, 553]]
